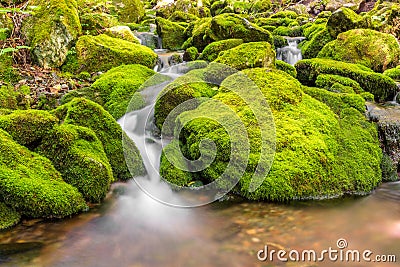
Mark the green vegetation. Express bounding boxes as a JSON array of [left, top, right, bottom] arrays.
[[326, 7, 368, 38], [275, 60, 297, 78], [104, 26, 140, 44], [199, 39, 243, 62], [117, 0, 144, 23], [214, 42, 275, 70], [53, 98, 145, 180], [0, 202, 20, 230], [37, 124, 113, 203], [318, 29, 400, 73], [183, 47, 199, 61], [156, 17, 187, 50], [76, 34, 157, 72], [295, 58, 398, 101], [80, 13, 118, 35], [22, 0, 81, 68], [159, 68, 381, 200], [383, 66, 400, 80], [315, 74, 363, 93], [0, 129, 87, 217]]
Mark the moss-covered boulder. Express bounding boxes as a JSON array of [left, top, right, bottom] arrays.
[[326, 7, 368, 38], [0, 110, 58, 149], [154, 67, 218, 135], [383, 66, 400, 81], [275, 60, 297, 78], [160, 68, 381, 200], [168, 11, 199, 23], [76, 34, 157, 73], [0, 202, 20, 230], [300, 24, 333, 59], [318, 29, 400, 73], [214, 42, 275, 70], [155, 17, 187, 50], [37, 124, 113, 203], [104, 26, 140, 44], [315, 74, 363, 93], [0, 129, 87, 217], [80, 13, 119, 35], [295, 58, 398, 101], [198, 39, 243, 62], [53, 98, 145, 180], [186, 14, 273, 51], [183, 47, 199, 61], [0, 85, 31, 109], [116, 0, 144, 23], [63, 64, 169, 119], [22, 0, 81, 68]]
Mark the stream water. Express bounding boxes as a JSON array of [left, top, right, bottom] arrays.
[[1, 63, 400, 267], [276, 37, 305, 66]]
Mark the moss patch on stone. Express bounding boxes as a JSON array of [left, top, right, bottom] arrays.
[[0, 129, 87, 217], [53, 98, 145, 180], [318, 29, 400, 73], [0, 202, 20, 230], [156, 17, 187, 50], [214, 42, 275, 70], [275, 60, 297, 78], [76, 34, 157, 73], [295, 58, 398, 101], [198, 39, 243, 62]]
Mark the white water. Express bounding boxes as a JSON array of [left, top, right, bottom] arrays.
[[276, 37, 305, 65]]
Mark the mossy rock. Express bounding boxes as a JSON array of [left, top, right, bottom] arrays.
[[198, 39, 243, 62], [214, 42, 275, 70], [273, 35, 287, 49], [0, 53, 20, 85], [315, 74, 363, 93], [183, 47, 199, 61], [161, 68, 381, 201], [295, 58, 398, 102], [0, 110, 58, 149], [302, 86, 365, 114], [37, 124, 114, 203], [155, 17, 187, 50], [0, 202, 20, 230], [272, 26, 303, 37], [0, 129, 87, 217], [383, 66, 400, 80], [53, 98, 145, 180], [0, 85, 27, 110], [116, 0, 145, 23], [318, 29, 400, 73], [168, 11, 199, 23], [275, 60, 297, 78], [22, 0, 81, 68], [326, 7, 369, 38], [104, 26, 140, 44], [255, 17, 295, 28], [80, 12, 119, 35], [76, 34, 158, 73], [301, 27, 333, 59], [186, 14, 273, 51], [154, 67, 218, 135]]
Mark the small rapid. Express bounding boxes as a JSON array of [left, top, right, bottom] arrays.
[[276, 37, 305, 65]]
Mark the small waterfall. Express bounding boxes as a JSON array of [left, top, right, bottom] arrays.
[[276, 37, 305, 65]]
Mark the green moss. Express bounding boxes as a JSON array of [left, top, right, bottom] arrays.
[[295, 58, 398, 101], [183, 47, 199, 61], [381, 153, 398, 182], [164, 68, 381, 201], [156, 17, 187, 50], [61, 47, 79, 74], [0, 28, 10, 40], [318, 29, 400, 73], [187, 14, 273, 51], [249, 0, 272, 14], [273, 35, 287, 49], [76, 34, 157, 73], [104, 26, 140, 44], [270, 10, 298, 19], [214, 42, 275, 70], [0, 202, 20, 230], [198, 39, 243, 62], [255, 17, 295, 27], [0, 129, 87, 218], [302, 86, 365, 114], [0, 110, 58, 149], [275, 60, 297, 78], [53, 98, 145, 180], [301, 27, 333, 59], [155, 68, 218, 135], [315, 74, 363, 93], [117, 0, 144, 23], [326, 7, 368, 38], [168, 11, 199, 23], [383, 66, 400, 80], [80, 13, 118, 35], [37, 124, 113, 203], [23, 0, 81, 68], [272, 25, 302, 37], [0, 53, 20, 85]]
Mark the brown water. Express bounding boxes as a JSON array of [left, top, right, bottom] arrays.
[[1, 181, 400, 267]]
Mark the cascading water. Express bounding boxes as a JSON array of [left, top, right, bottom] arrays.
[[276, 37, 305, 65]]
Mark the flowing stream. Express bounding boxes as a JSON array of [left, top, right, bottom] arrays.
[[276, 37, 305, 65], [1, 61, 400, 267]]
